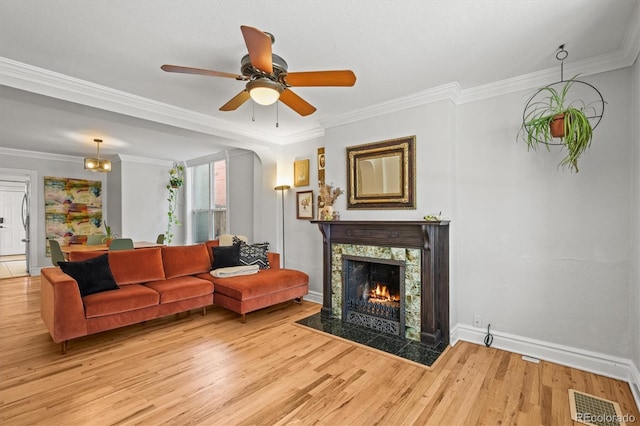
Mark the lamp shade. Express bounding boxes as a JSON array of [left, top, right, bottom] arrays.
[[247, 79, 283, 106]]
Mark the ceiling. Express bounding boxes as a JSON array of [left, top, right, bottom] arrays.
[[0, 0, 638, 162]]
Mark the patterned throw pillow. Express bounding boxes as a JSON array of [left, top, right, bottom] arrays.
[[233, 236, 270, 269]]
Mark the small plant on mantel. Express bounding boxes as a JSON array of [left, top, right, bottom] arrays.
[[166, 162, 185, 244]]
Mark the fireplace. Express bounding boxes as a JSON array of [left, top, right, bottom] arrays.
[[343, 256, 405, 335], [313, 220, 450, 346]]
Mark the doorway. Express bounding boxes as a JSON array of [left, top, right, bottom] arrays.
[[0, 168, 34, 278]]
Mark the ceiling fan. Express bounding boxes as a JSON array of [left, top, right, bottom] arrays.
[[161, 25, 356, 116]]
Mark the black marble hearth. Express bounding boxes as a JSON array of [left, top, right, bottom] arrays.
[[296, 312, 447, 367]]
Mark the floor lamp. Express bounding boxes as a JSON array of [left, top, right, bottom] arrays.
[[274, 184, 291, 268]]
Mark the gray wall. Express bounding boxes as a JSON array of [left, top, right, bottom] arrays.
[[283, 66, 637, 361]]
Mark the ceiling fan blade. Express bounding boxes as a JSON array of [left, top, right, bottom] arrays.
[[219, 90, 250, 111], [279, 89, 317, 116], [240, 25, 273, 74], [284, 70, 357, 87], [161, 64, 246, 80]]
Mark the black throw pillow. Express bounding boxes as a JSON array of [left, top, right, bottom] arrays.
[[211, 244, 242, 270], [58, 253, 119, 297]]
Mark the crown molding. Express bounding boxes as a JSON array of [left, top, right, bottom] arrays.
[[115, 154, 174, 167], [0, 57, 281, 145], [319, 82, 462, 129], [0, 146, 83, 163]]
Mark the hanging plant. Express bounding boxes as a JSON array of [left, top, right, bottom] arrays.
[[165, 162, 185, 244], [517, 46, 605, 173]]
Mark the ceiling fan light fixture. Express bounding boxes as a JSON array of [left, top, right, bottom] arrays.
[[84, 139, 112, 172], [247, 79, 283, 105]]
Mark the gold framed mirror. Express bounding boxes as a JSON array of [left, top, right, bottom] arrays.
[[347, 136, 416, 209]]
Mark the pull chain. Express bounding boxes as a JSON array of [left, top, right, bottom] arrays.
[[276, 101, 279, 128]]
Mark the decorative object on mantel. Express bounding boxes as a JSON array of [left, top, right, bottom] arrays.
[[318, 183, 344, 220], [84, 139, 112, 172], [165, 162, 185, 245], [347, 136, 416, 209], [518, 45, 605, 173], [423, 212, 442, 222]]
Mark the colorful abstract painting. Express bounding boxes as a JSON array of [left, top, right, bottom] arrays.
[[44, 177, 103, 255]]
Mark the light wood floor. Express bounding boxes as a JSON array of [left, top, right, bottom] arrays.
[[1, 276, 638, 425]]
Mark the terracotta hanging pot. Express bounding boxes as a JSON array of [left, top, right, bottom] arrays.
[[550, 113, 566, 138]]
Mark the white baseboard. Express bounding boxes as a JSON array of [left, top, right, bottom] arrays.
[[630, 361, 640, 410], [305, 290, 323, 305], [452, 323, 640, 410]]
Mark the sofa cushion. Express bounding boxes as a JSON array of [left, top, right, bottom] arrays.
[[58, 254, 119, 297], [233, 237, 270, 269], [68, 251, 104, 262], [83, 284, 160, 318], [204, 240, 220, 266], [211, 244, 241, 270], [109, 248, 166, 285], [162, 244, 212, 279], [144, 276, 214, 304], [212, 269, 309, 301]]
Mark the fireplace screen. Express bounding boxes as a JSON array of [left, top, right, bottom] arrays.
[[342, 256, 405, 335]]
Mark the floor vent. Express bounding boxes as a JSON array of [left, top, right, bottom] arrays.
[[568, 389, 627, 426]]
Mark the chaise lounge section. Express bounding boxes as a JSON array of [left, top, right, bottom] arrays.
[[40, 240, 309, 354]]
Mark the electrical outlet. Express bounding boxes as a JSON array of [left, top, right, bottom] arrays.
[[473, 314, 482, 328]]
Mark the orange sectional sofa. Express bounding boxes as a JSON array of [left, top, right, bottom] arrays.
[[40, 241, 309, 354]]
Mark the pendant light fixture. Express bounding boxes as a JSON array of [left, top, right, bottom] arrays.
[[84, 139, 112, 172]]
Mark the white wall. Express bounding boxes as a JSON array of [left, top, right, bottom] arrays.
[[630, 56, 640, 380], [456, 69, 633, 357], [118, 158, 171, 242], [228, 150, 257, 241]]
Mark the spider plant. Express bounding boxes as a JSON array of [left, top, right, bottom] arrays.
[[519, 78, 597, 172]]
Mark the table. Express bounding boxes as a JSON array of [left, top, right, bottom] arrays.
[[61, 241, 163, 259]]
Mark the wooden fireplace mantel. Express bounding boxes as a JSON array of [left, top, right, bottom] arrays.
[[311, 220, 450, 346]]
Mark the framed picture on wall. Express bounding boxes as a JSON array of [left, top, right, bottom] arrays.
[[293, 159, 310, 187], [296, 190, 314, 219]]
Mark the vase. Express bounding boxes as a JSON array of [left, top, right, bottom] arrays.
[[322, 205, 334, 221]]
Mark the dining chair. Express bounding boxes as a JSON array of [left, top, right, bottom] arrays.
[[87, 234, 107, 245], [156, 234, 165, 244], [109, 238, 134, 251], [49, 239, 66, 266]]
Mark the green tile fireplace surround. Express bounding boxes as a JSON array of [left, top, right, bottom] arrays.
[[311, 220, 450, 346]]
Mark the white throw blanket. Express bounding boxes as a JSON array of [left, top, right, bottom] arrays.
[[210, 264, 259, 278]]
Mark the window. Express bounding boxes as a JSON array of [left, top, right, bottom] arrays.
[[191, 159, 227, 243]]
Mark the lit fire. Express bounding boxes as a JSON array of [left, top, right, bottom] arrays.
[[368, 283, 400, 302]]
